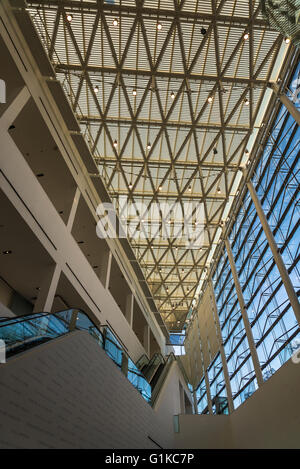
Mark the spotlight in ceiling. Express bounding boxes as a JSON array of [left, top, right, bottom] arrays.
[[66, 13, 73, 22], [201, 27, 207, 35], [112, 18, 118, 26], [285, 37, 291, 44], [171, 91, 175, 100], [94, 85, 99, 93], [207, 96, 213, 104], [243, 32, 249, 40], [157, 22, 162, 31], [113, 139, 118, 148], [2, 250, 12, 255], [244, 98, 250, 106], [217, 187, 221, 194], [129, 182, 133, 189], [188, 185, 192, 192], [132, 89, 137, 96], [158, 185, 163, 191], [147, 142, 151, 150], [213, 148, 218, 155]]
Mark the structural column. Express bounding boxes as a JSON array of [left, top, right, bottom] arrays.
[[105, 251, 113, 290], [244, 172, 300, 325], [204, 370, 213, 415], [270, 83, 300, 126], [125, 292, 134, 327], [143, 324, 150, 358], [209, 279, 234, 413], [33, 264, 61, 313], [225, 238, 264, 387], [67, 187, 81, 231]]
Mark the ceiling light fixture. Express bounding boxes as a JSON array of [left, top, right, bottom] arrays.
[[285, 37, 291, 44], [94, 85, 99, 93], [243, 32, 249, 40], [113, 18, 118, 26], [2, 250, 12, 255], [132, 89, 137, 96], [147, 142, 151, 150], [113, 139, 118, 148], [208, 96, 213, 104], [157, 22, 162, 31], [66, 13, 73, 22], [244, 98, 250, 106], [171, 91, 175, 100], [201, 27, 207, 35], [129, 182, 133, 189]]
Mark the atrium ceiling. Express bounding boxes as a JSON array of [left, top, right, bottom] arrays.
[[26, 0, 286, 331]]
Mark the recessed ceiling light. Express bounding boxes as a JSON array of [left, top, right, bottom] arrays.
[[132, 89, 137, 96], [129, 182, 133, 189], [171, 91, 175, 100], [94, 85, 99, 93], [157, 22, 162, 31], [2, 250, 12, 255], [113, 18, 118, 26], [243, 32, 249, 40], [66, 13, 73, 22], [147, 142, 151, 150], [244, 98, 250, 106], [201, 27, 207, 36], [285, 37, 291, 44], [208, 96, 213, 104], [113, 139, 118, 148], [188, 185, 192, 192], [217, 187, 221, 194], [213, 148, 218, 155], [158, 185, 163, 191]]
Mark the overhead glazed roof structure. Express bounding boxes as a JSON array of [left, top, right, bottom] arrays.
[[26, 0, 289, 332]]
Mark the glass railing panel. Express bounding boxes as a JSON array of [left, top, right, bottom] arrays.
[[104, 329, 123, 367], [0, 309, 151, 404], [128, 358, 152, 403], [0, 313, 70, 356]]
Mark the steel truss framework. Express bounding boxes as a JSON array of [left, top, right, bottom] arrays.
[[27, 0, 284, 330], [196, 62, 300, 413]]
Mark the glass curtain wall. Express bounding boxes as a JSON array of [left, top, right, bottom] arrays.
[[195, 62, 300, 413]]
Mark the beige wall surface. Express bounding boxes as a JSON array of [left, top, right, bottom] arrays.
[[184, 285, 220, 388], [175, 357, 300, 449], [0, 330, 175, 449]]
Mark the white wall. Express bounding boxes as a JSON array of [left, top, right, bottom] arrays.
[[175, 357, 300, 449], [154, 361, 194, 438], [0, 330, 174, 449]]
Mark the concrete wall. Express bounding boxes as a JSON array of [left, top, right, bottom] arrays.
[[184, 286, 220, 388], [175, 357, 300, 449], [154, 361, 194, 438], [0, 330, 177, 449]]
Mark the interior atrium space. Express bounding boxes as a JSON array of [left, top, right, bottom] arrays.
[[0, 0, 299, 451]]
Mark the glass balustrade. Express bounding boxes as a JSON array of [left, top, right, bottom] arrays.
[[0, 309, 151, 404]]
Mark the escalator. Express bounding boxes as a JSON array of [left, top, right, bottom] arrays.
[[137, 351, 192, 407], [0, 309, 192, 409], [137, 352, 166, 388], [0, 309, 152, 404]]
